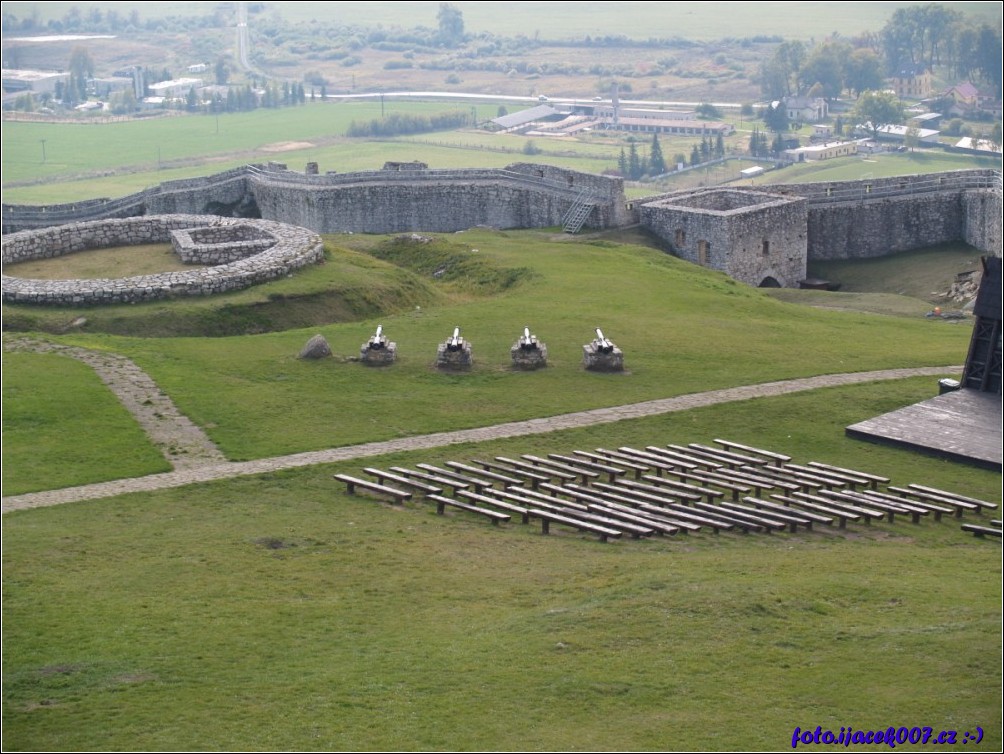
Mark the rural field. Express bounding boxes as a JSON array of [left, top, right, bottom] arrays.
[[2, 2, 1002, 751]]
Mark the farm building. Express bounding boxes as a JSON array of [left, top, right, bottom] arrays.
[[784, 141, 858, 161]]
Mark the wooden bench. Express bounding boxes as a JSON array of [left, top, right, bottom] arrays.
[[821, 489, 929, 524], [906, 484, 998, 512], [670, 469, 751, 501], [553, 507, 653, 539], [742, 464, 830, 492], [793, 491, 884, 524], [726, 499, 813, 531], [644, 446, 709, 470], [667, 444, 735, 469], [471, 459, 550, 489], [334, 474, 413, 504], [528, 508, 623, 542], [689, 443, 770, 468], [785, 463, 866, 490], [771, 493, 858, 529], [364, 468, 442, 497], [693, 502, 776, 533], [390, 466, 470, 492], [549, 453, 626, 482], [961, 524, 1002, 538], [428, 494, 511, 525], [714, 439, 791, 466], [521, 454, 596, 484], [593, 481, 680, 508], [640, 474, 723, 502], [446, 461, 523, 488], [887, 486, 981, 518], [618, 478, 704, 503], [744, 496, 833, 527], [859, 489, 954, 521], [807, 461, 889, 489], [712, 501, 793, 532], [454, 489, 531, 523], [505, 486, 590, 513], [574, 450, 649, 479], [416, 463, 495, 493], [610, 447, 685, 475], [562, 484, 700, 533], [583, 502, 668, 536], [497, 456, 577, 483]]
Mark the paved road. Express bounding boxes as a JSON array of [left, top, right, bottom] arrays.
[[2, 336, 958, 513]]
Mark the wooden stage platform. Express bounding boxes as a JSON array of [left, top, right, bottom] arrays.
[[846, 388, 1002, 470]]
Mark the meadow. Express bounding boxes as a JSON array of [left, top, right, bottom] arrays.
[[2, 57, 1002, 750]]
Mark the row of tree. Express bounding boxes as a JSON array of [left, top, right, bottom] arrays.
[[616, 133, 727, 180], [759, 5, 1002, 101]]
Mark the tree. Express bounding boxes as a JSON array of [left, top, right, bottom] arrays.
[[617, 147, 628, 176], [799, 40, 848, 99], [758, 40, 805, 99], [214, 57, 229, 85], [763, 101, 788, 133], [186, 86, 198, 112], [844, 48, 884, 97], [437, 3, 464, 47], [853, 90, 904, 139], [68, 46, 94, 79], [628, 141, 642, 179], [690, 144, 701, 166], [695, 102, 721, 119], [903, 125, 920, 152], [649, 133, 666, 175]]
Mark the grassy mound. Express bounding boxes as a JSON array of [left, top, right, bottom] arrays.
[[2, 243, 445, 338]]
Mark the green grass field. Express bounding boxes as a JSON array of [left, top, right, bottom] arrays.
[[2, 53, 1001, 749], [2, 230, 974, 475], [2, 377, 1000, 751]]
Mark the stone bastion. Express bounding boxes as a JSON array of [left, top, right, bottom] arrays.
[[2, 215, 324, 306]]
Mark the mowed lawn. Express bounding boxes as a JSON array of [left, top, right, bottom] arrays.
[[2, 377, 1000, 751], [2, 230, 973, 479]]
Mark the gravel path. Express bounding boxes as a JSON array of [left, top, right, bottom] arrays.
[[5, 337, 227, 470], [2, 338, 958, 514]]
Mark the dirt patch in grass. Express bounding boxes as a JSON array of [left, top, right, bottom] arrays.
[[4, 243, 197, 279], [261, 141, 316, 152]]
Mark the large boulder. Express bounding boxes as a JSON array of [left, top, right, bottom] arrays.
[[299, 334, 332, 360]]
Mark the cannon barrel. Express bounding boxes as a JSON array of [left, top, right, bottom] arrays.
[[595, 328, 606, 342], [375, 325, 383, 339], [524, 326, 531, 340]]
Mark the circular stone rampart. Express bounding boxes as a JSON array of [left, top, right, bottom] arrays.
[[2, 215, 324, 306]]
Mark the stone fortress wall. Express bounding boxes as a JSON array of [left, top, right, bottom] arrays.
[[2, 215, 324, 305], [2, 163, 1000, 294]]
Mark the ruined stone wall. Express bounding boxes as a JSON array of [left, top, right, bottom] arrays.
[[250, 164, 628, 233], [146, 168, 256, 216], [806, 193, 966, 260], [638, 189, 807, 287], [962, 189, 1002, 254], [2, 215, 323, 306]]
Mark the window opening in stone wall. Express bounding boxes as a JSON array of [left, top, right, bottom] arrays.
[[698, 240, 710, 265], [675, 229, 686, 246], [762, 240, 770, 256]]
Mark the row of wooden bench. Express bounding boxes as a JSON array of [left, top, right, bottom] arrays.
[[332, 438, 997, 542]]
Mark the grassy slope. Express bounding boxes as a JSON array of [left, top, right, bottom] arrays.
[[2, 378, 1000, 752], [4, 230, 970, 470], [1, 352, 170, 494]]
